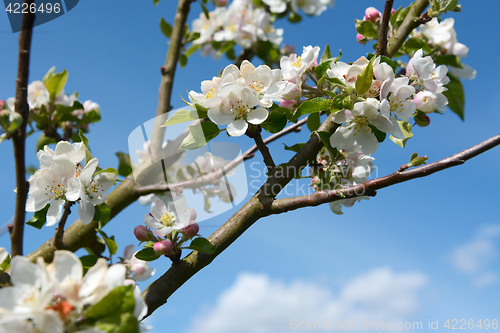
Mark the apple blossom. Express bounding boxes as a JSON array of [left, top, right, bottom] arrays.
[[144, 196, 197, 237], [364, 7, 380, 22], [75, 158, 117, 224], [122, 245, 156, 282], [330, 99, 394, 155]]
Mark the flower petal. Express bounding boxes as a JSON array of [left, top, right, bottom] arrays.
[[227, 119, 248, 137]]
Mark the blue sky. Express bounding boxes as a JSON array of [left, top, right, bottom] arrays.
[[1, 0, 500, 332]]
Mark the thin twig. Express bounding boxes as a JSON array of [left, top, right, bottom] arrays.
[[270, 133, 500, 213], [246, 125, 276, 173], [53, 201, 74, 250], [10, 1, 35, 257], [375, 0, 394, 57]]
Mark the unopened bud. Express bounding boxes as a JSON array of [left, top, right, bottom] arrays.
[[154, 239, 173, 255], [183, 223, 200, 238], [0, 100, 5, 110], [134, 225, 154, 242], [356, 33, 365, 43], [364, 7, 381, 22], [414, 112, 431, 127]]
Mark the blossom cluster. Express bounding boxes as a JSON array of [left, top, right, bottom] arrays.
[[192, 0, 283, 55], [1, 69, 101, 148], [25, 141, 116, 226], [136, 195, 200, 257], [310, 144, 374, 214], [412, 17, 476, 80], [0, 249, 148, 333], [189, 60, 291, 136]]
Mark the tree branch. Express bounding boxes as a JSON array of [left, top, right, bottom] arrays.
[[142, 131, 500, 317], [270, 133, 500, 213], [150, 0, 194, 157], [53, 202, 74, 250], [10, 1, 35, 257], [141, 114, 339, 317], [387, 0, 429, 58], [374, 0, 394, 57]]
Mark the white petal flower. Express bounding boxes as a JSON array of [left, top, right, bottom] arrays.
[[76, 158, 117, 224], [122, 245, 156, 282], [144, 196, 196, 237]]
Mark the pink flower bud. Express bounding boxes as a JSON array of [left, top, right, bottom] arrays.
[[154, 240, 173, 255], [183, 223, 200, 238], [0, 100, 5, 110], [356, 33, 365, 43], [364, 7, 381, 22], [213, 0, 227, 7], [280, 100, 296, 111], [131, 262, 147, 275], [134, 225, 152, 242]]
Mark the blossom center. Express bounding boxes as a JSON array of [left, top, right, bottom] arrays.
[[249, 80, 265, 93], [348, 115, 371, 136], [205, 88, 216, 99], [161, 211, 175, 227], [292, 56, 303, 69], [230, 100, 250, 119]]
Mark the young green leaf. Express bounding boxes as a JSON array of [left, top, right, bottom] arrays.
[[159, 18, 172, 39], [26, 204, 50, 229], [187, 237, 216, 254]]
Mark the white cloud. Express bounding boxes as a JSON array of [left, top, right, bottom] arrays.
[[451, 224, 500, 288], [187, 268, 427, 333]]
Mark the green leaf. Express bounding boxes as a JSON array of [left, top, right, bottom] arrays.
[[404, 37, 431, 54], [368, 124, 386, 143], [261, 109, 287, 133], [408, 153, 428, 168], [79, 255, 99, 275], [320, 44, 331, 64], [85, 285, 135, 319], [79, 130, 93, 166], [94, 167, 118, 177], [330, 94, 347, 112], [97, 230, 117, 255], [180, 121, 221, 150], [42, 66, 56, 84], [186, 44, 200, 57], [283, 142, 306, 153], [36, 133, 57, 152], [442, 74, 464, 120], [44, 69, 68, 100], [26, 204, 50, 229], [204, 195, 212, 213], [389, 120, 413, 148], [159, 18, 172, 39], [288, 11, 302, 23], [355, 58, 374, 96], [307, 112, 321, 132], [115, 152, 133, 177], [153, 0, 160, 4], [179, 53, 188, 67], [187, 237, 216, 254], [435, 54, 463, 68], [317, 131, 337, 158], [291, 98, 331, 123], [200, 2, 210, 19], [161, 109, 201, 127], [97, 203, 111, 229], [185, 165, 195, 178], [355, 19, 378, 38], [134, 248, 161, 261], [176, 168, 188, 182], [390, 6, 403, 27], [314, 59, 334, 79], [95, 313, 139, 333], [0, 254, 10, 273]]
